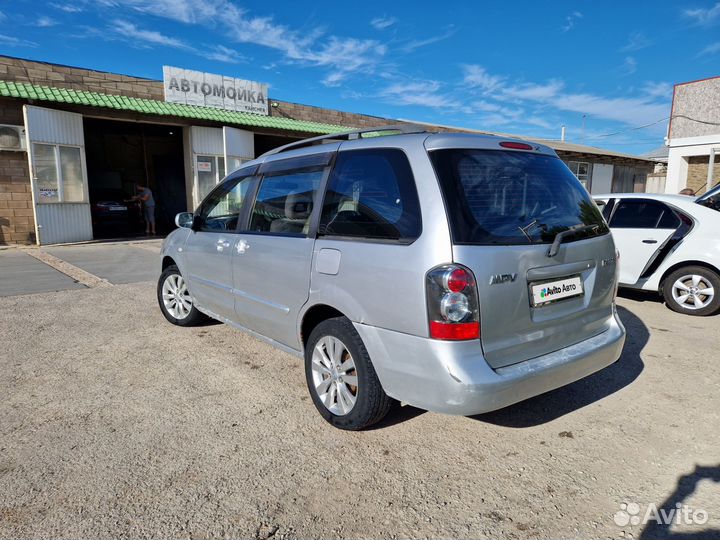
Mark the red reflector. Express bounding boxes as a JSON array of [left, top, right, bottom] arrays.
[[430, 321, 480, 340], [499, 141, 533, 150], [446, 268, 470, 292]]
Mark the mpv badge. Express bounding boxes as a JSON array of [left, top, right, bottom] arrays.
[[490, 273, 518, 285]]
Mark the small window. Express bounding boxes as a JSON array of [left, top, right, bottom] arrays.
[[196, 155, 227, 202], [319, 149, 422, 242], [567, 160, 591, 189], [197, 173, 255, 233], [249, 169, 325, 236], [609, 200, 679, 229], [33, 143, 87, 203]]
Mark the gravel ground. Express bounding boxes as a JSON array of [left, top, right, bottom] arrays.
[[0, 283, 718, 539]]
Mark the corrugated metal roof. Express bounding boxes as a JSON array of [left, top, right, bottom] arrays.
[[0, 80, 350, 134]]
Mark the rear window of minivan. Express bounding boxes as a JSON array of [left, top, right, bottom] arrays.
[[429, 149, 608, 245]]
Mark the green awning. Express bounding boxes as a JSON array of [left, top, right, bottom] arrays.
[[0, 80, 351, 134]]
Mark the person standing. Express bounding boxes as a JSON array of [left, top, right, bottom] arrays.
[[132, 184, 156, 235]]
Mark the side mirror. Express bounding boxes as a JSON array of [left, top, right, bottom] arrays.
[[175, 212, 194, 229]]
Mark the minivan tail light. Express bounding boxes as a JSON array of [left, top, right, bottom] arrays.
[[499, 141, 534, 150], [426, 264, 480, 340]]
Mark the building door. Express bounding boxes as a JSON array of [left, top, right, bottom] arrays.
[[23, 105, 92, 245]]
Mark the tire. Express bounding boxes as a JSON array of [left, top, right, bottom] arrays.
[[304, 317, 394, 430], [157, 264, 207, 326], [662, 265, 720, 316]]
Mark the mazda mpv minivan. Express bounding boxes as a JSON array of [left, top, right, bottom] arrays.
[[158, 126, 626, 430]]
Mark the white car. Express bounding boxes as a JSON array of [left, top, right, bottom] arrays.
[[595, 186, 720, 316]]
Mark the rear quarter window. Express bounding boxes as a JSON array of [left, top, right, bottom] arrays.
[[318, 148, 422, 242], [429, 149, 608, 245]]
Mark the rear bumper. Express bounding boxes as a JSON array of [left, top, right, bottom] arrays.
[[353, 308, 626, 416]]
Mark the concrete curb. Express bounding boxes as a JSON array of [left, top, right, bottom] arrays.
[[22, 249, 113, 289]]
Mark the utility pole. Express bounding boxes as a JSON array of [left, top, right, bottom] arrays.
[[581, 114, 586, 143]]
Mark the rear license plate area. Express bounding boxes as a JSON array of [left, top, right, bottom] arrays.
[[530, 274, 584, 307]]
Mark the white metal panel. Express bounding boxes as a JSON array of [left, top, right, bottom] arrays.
[[25, 105, 84, 146], [590, 163, 613, 195], [35, 204, 93, 245], [223, 126, 254, 173], [191, 126, 223, 155], [23, 105, 92, 245], [223, 127, 254, 157]]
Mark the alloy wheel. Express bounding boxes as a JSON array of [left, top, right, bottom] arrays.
[[671, 274, 715, 310], [161, 273, 193, 319], [310, 336, 358, 416]]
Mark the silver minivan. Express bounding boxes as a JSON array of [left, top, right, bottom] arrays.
[[158, 127, 626, 430]]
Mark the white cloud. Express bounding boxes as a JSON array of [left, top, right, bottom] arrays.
[[620, 31, 652, 52], [0, 34, 38, 47], [400, 26, 456, 53], [201, 45, 245, 64], [381, 80, 459, 109], [699, 41, 720, 55], [111, 19, 189, 49], [50, 3, 83, 12], [94, 0, 387, 84], [503, 80, 565, 100], [0, 11, 5, 21], [621, 56, 638, 75], [107, 20, 243, 63], [562, 11, 582, 32], [462, 65, 506, 93], [684, 2, 720, 26], [37, 16, 59, 27], [460, 65, 670, 132], [370, 15, 396, 30]]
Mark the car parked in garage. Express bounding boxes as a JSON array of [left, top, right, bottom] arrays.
[[595, 188, 720, 316], [90, 188, 143, 237], [157, 127, 626, 430]]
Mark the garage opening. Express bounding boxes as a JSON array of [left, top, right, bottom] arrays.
[[84, 118, 186, 238]]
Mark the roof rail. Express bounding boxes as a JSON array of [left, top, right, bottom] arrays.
[[259, 124, 428, 157]]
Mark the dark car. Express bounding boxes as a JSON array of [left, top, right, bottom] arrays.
[[90, 188, 143, 237]]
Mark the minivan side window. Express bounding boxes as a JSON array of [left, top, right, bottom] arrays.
[[318, 148, 422, 242], [609, 200, 680, 229], [196, 173, 256, 233], [248, 158, 327, 236]]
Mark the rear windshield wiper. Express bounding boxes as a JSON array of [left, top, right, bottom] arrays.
[[548, 224, 599, 257], [518, 219, 547, 243]]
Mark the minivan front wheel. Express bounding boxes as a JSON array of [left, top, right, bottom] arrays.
[[157, 265, 206, 326], [662, 266, 720, 316], [305, 317, 393, 430]]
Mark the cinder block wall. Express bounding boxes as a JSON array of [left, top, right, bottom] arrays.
[[0, 97, 33, 244], [687, 156, 720, 195], [0, 55, 396, 129]]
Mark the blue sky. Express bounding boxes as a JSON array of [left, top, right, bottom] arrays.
[[2, 1, 720, 155]]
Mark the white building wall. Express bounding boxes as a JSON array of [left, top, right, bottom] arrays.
[[589, 163, 613, 194], [665, 134, 720, 194]]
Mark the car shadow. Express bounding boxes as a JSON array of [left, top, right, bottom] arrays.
[[469, 305, 647, 428], [639, 465, 720, 540], [619, 288, 664, 304], [366, 402, 427, 430]]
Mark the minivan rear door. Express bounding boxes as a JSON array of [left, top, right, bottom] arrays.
[[428, 142, 617, 369]]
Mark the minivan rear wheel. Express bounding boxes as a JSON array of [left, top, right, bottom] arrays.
[[157, 265, 206, 326], [304, 317, 393, 430], [662, 266, 720, 316]]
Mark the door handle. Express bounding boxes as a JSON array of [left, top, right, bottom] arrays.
[[642, 239, 658, 244], [216, 238, 231, 252]]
